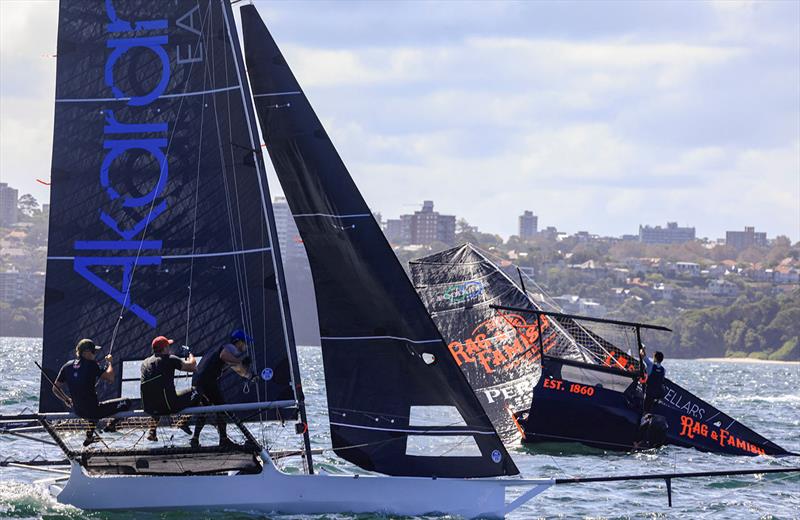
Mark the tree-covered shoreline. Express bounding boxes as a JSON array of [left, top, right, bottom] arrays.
[[2, 196, 798, 360]]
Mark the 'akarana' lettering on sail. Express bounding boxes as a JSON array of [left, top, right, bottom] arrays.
[[73, 2, 199, 328]]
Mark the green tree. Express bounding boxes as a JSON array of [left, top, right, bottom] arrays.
[[17, 193, 41, 219]]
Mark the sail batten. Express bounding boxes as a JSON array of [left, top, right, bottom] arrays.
[[241, 5, 516, 478]]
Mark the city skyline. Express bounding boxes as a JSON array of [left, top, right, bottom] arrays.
[[1, 1, 798, 241], [0, 179, 795, 244]]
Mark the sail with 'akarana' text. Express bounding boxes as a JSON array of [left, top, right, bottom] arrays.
[[40, 0, 298, 418]]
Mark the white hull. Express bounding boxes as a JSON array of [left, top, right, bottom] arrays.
[[55, 451, 552, 518]]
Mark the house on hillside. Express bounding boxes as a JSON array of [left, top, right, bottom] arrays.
[[708, 279, 739, 297], [675, 262, 701, 276]]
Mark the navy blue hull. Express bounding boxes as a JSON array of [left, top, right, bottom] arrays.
[[520, 357, 792, 456]]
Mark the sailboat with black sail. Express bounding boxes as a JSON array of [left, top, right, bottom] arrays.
[[3, 2, 796, 516], [10, 1, 555, 516]]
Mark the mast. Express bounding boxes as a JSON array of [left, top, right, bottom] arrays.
[[220, 1, 313, 472]]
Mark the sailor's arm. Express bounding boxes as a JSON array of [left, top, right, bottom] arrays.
[[100, 354, 115, 383], [181, 353, 197, 372], [221, 349, 252, 378], [641, 354, 654, 375], [51, 380, 72, 407]]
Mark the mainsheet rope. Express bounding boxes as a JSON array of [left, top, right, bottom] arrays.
[[210, 2, 273, 449], [183, 16, 211, 348]]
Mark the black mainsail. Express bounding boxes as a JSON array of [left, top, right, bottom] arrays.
[[241, 5, 516, 477], [40, 0, 301, 426]]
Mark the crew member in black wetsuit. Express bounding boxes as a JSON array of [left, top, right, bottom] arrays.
[[640, 348, 666, 413], [189, 329, 255, 448], [53, 339, 132, 446], [140, 335, 197, 441]]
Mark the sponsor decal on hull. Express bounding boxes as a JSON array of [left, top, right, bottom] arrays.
[[678, 415, 766, 455]]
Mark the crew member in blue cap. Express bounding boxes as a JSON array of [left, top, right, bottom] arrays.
[[53, 338, 132, 446], [190, 329, 255, 448]]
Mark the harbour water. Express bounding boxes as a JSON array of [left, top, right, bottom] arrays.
[[1, 336, 798, 519]]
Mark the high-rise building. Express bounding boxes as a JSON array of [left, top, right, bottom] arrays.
[[409, 201, 455, 245], [0, 182, 18, 227], [0, 270, 46, 304], [639, 222, 695, 244], [383, 201, 456, 245], [518, 210, 538, 240], [726, 226, 768, 250], [272, 196, 304, 262]]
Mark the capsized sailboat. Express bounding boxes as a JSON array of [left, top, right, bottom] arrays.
[[28, 1, 553, 517], [411, 244, 793, 456]]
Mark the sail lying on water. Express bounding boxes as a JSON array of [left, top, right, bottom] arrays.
[[412, 244, 792, 456], [41, 0, 299, 418], [241, 5, 516, 478], [410, 244, 588, 440]]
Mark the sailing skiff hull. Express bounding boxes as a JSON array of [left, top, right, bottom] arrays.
[[54, 451, 553, 519]]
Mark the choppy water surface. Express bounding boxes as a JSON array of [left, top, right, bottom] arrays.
[[1, 337, 798, 519]]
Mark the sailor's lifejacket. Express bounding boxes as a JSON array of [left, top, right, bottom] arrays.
[[646, 363, 666, 398]]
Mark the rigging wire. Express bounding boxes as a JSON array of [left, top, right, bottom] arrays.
[[207, 2, 272, 450], [473, 244, 632, 370], [183, 30, 211, 348]]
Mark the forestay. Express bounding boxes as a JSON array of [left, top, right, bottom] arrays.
[[40, 0, 298, 419], [241, 6, 516, 477]]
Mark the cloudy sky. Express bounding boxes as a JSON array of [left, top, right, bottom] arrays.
[[1, 1, 798, 241]]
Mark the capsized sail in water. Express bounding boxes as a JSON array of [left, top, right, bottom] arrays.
[[411, 244, 793, 456]]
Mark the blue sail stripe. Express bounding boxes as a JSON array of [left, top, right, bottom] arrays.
[[252, 90, 302, 98], [55, 85, 240, 103], [48, 246, 271, 261]]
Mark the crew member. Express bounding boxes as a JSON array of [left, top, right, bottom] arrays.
[[190, 329, 255, 448], [635, 413, 669, 450], [640, 347, 666, 412], [53, 339, 132, 446], [140, 335, 197, 441]]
